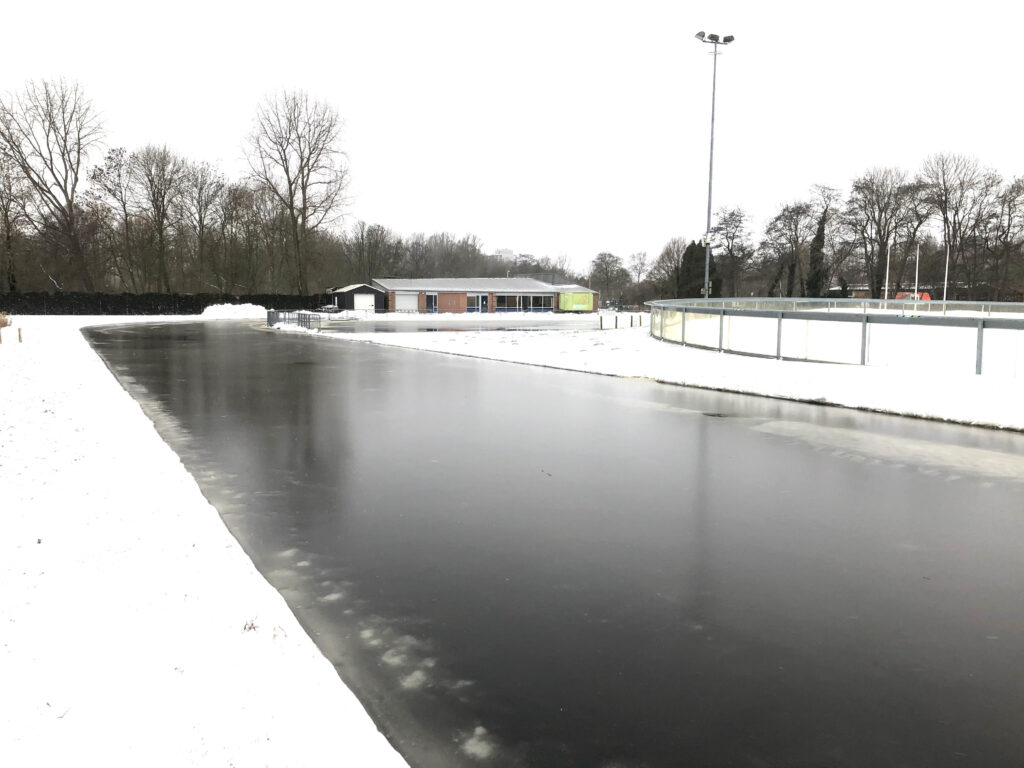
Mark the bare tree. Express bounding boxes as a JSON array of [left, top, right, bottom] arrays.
[[0, 154, 28, 292], [0, 79, 103, 290], [628, 251, 648, 284], [90, 148, 141, 291], [130, 145, 187, 292], [711, 207, 754, 297], [920, 153, 999, 298], [984, 177, 1024, 300], [180, 160, 225, 291], [843, 168, 919, 298], [345, 221, 404, 283], [247, 91, 348, 295], [761, 202, 815, 297], [589, 252, 629, 301]]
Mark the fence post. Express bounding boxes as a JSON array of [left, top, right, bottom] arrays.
[[776, 312, 783, 359], [976, 319, 984, 375], [718, 310, 724, 351], [680, 309, 686, 346], [600, 315, 604, 330], [860, 315, 868, 365]]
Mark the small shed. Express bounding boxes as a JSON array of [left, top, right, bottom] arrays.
[[330, 284, 387, 312]]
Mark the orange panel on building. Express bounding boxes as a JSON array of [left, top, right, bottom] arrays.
[[438, 293, 467, 313]]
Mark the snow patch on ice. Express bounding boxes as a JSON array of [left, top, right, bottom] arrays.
[[461, 726, 496, 759], [400, 669, 429, 690]]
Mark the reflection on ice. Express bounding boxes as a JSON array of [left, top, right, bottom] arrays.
[[756, 420, 1024, 481]]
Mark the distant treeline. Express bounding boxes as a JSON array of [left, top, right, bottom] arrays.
[[0, 80, 582, 300], [3, 79, 1022, 308], [0, 292, 326, 315]]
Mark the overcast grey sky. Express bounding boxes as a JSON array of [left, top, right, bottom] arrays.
[[4, 0, 1022, 273]]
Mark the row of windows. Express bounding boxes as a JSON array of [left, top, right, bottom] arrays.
[[496, 294, 553, 309], [421, 293, 556, 312]]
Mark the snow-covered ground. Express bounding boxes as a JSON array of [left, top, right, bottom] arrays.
[[0, 308, 408, 768], [2, 304, 1021, 767]]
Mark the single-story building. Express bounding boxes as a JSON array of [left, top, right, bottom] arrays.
[[328, 283, 388, 312], [370, 277, 598, 313]]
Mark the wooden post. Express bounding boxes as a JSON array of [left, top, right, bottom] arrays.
[[615, 315, 619, 329], [600, 315, 604, 330], [19, 328, 23, 343]]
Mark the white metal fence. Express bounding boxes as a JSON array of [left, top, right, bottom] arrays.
[[646, 298, 1024, 377], [266, 310, 322, 330]]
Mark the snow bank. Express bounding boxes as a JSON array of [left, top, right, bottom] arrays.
[[200, 302, 266, 319], [0, 313, 406, 767]]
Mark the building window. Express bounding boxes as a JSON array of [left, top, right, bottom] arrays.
[[467, 294, 480, 312]]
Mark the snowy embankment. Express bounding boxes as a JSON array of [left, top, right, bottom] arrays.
[[307, 313, 1024, 431], [0, 309, 407, 768]]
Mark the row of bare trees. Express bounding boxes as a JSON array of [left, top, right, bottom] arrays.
[[0, 79, 583, 297], [738, 156, 1024, 300], [591, 155, 1024, 304], [5, 79, 1022, 302]]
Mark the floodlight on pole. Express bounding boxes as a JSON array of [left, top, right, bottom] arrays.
[[696, 30, 734, 299]]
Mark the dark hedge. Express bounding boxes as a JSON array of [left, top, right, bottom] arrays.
[[0, 292, 330, 315]]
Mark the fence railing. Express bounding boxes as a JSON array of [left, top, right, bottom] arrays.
[[267, 310, 322, 331], [649, 297, 1024, 317], [646, 298, 1024, 376]]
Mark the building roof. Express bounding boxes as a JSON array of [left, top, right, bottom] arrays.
[[371, 277, 597, 294], [372, 277, 572, 293], [330, 283, 383, 293]]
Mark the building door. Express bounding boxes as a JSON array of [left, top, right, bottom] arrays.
[[480, 294, 489, 312], [353, 293, 375, 311], [426, 293, 437, 313], [396, 293, 418, 312]]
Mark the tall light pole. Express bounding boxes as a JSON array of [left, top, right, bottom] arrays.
[[695, 31, 734, 299]]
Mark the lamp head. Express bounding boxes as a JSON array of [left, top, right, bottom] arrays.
[[723, 35, 735, 43], [707, 33, 720, 42], [694, 31, 705, 41]]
